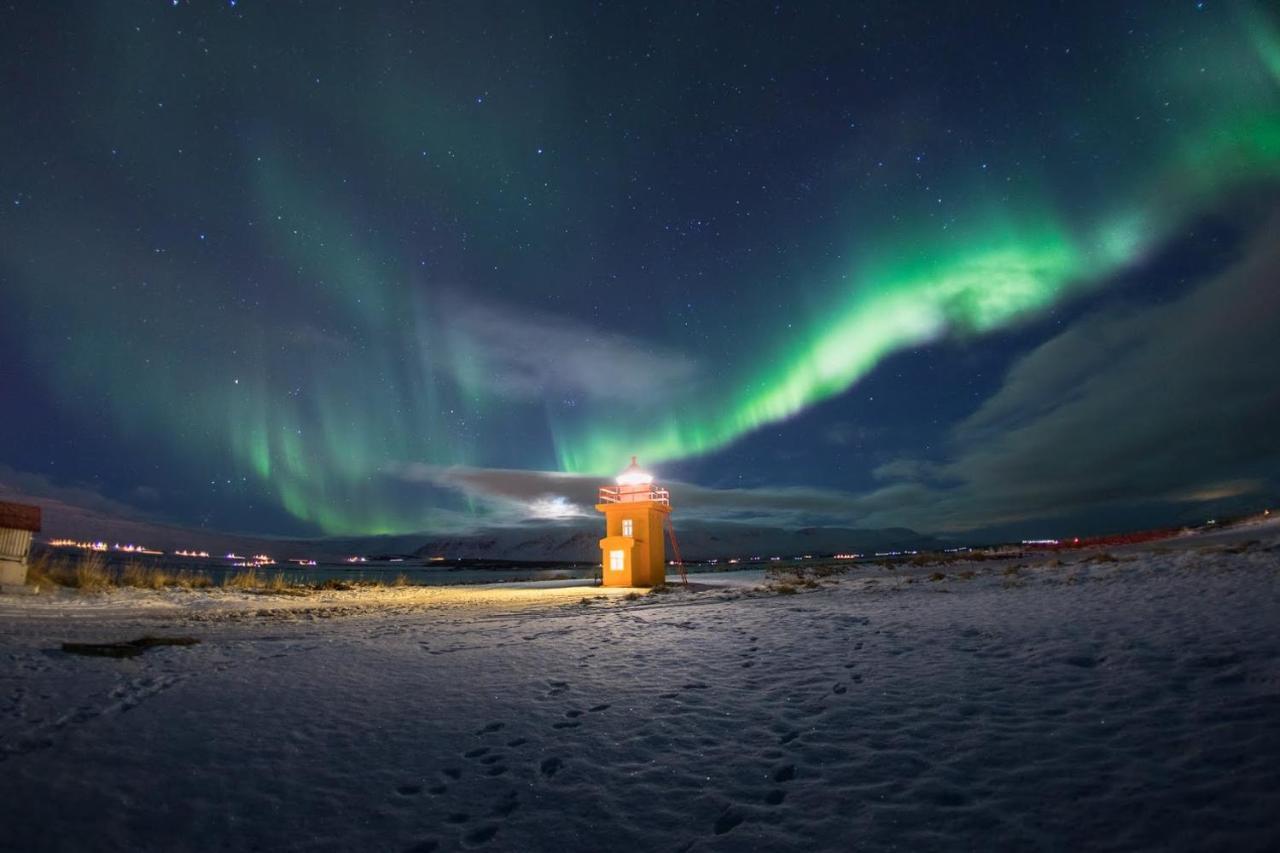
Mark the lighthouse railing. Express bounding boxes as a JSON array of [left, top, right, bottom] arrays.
[[597, 485, 670, 506]]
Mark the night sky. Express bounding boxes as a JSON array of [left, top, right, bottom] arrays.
[[2, 1, 1278, 541]]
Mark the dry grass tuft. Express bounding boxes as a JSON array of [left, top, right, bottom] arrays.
[[25, 552, 59, 588], [393, 573, 410, 587], [223, 570, 314, 593], [119, 560, 149, 587], [119, 560, 174, 589], [173, 570, 214, 589], [928, 572, 946, 582], [71, 553, 112, 591], [25, 553, 216, 591], [260, 572, 290, 592], [317, 578, 355, 591], [223, 568, 260, 590]]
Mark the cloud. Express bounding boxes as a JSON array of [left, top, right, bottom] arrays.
[[852, 214, 1280, 533], [0, 465, 159, 522], [435, 292, 700, 404], [388, 461, 869, 528]]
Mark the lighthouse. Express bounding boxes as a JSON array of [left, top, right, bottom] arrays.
[[595, 457, 671, 587]]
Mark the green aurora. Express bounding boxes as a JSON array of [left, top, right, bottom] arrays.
[[553, 9, 1280, 474], [3, 2, 1279, 535]]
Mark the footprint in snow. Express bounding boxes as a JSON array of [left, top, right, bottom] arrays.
[[491, 792, 520, 817], [713, 806, 744, 835], [833, 683, 847, 695], [773, 764, 796, 783], [564, 709, 583, 718], [552, 720, 580, 730], [764, 789, 786, 805], [442, 767, 462, 780], [463, 825, 499, 846], [779, 731, 799, 745], [403, 840, 438, 853], [540, 756, 563, 777], [588, 704, 610, 712], [506, 737, 528, 748], [464, 747, 490, 759], [475, 721, 504, 735], [395, 784, 422, 796]]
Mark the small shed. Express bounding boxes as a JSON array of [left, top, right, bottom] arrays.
[[0, 500, 42, 586]]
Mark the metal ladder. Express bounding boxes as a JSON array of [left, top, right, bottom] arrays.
[[664, 515, 688, 587]]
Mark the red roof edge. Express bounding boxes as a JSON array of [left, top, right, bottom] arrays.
[[0, 501, 41, 533]]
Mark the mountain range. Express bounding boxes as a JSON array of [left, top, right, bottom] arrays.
[[3, 486, 941, 563]]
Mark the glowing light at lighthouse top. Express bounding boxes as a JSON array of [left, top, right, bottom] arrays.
[[598, 457, 669, 505], [615, 456, 654, 486]]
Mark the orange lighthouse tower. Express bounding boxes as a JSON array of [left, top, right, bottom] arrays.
[[595, 457, 671, 587]]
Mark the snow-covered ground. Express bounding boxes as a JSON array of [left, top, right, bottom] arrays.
[[1, 527, 1278, 852]]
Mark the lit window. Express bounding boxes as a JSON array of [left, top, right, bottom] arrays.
[[622, 518, 633, 537], [609, 549, 625, 571]]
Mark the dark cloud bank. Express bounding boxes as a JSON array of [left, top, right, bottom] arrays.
[[854, 213, 1280, 536]]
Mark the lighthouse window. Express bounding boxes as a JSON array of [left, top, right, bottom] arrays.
[[622, 518, 633, 537], [609, 549, 625, 571]]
